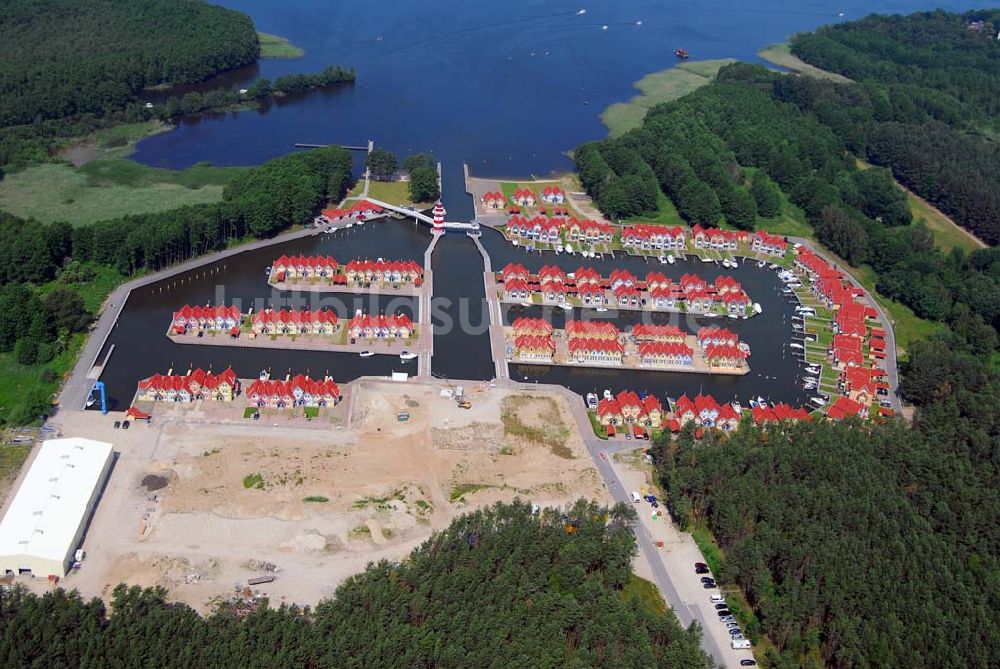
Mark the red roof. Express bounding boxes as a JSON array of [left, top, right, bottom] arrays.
[[827, 396, 865, 420], [347, 313, 413, 332], [632, 323, 684, 340], [245, 375, 340, 403], [511, 317, 553, 334], [138, 367, 238, 395], [565, 320, 620, 338]]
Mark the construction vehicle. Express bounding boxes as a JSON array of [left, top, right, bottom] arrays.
[[457, 400, 472, 409]]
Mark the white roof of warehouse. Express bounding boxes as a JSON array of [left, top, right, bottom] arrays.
[[0, 438, 113, 565]]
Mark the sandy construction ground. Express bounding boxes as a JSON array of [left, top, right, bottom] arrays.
[[16, 382, 608, 612]]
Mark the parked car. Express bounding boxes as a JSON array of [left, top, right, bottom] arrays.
[[709, 594, 725, 603], [702, 582, 717, 589], [695, 566, 710, 574], [716, 609, 732, 617], [720, 615, 735, 623], [740, 660, 757, 666], [700, 576, 715, 584], [725, 622, 740, 629], [729, 628, 743, 636], [695, 562, 708, 570], [714, 603, 728, 610]]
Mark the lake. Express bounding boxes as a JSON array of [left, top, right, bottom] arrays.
[[131, 0, 975, 220]]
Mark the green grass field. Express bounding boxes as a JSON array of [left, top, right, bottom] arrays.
[[38, 263, 124, 313], [625, 191, 685, 226], [258, 32, 304, 59], [0, 160, 241, 225], [601, 59, 736, 137], [906, 189, 985, 254], [365, 180, 433, 209]]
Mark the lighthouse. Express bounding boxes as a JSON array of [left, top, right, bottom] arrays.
[[431, 201, 446, 232]]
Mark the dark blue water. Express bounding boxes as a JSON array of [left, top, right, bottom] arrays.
[[131, 0, 974, 219]]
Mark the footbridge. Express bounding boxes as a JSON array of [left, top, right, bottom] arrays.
[[365, 197, 479, 232]]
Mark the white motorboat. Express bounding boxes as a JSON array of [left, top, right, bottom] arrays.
[[86, 396, 96, 408], [399, 351, 418, 360], [595, 306, 608, 312], [667, 254, 675, 264], [757, 260, 766, 268], [700, 256, 714, 263], [259, 370, 269, 381], [727, 314, 739, 319], [603, 389, 613, 400], [264, 266, 272, 275], [753, 303, 763, 314], [738, 342, 751, 354], [658, 256, 668, 264], [749, 399, 759, 409], [789, 343, 804, 350], [810, 397, 827, 407], [560, 303, 573, 311], [586, 393, 598, 410], [756, 396, 768, 408], [556, 244, 564, 252], [520, 301, 533, 307], [359, 350, 375, 358]]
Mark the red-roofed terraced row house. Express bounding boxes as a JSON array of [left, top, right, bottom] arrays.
[[245, 375, 341, 409], [752, 230, 788, 256], [691, 225, 748, 251], [271, 255, 339, 281], [567, 338, 624, 364], [513, 335, 555, 362], [565, 218, 613, 244], [620, 224, 686, 251], [171, 305, 242, 334], [565, 320, 620, 341], [251, 309, 339, 336], [670, 393, 740, 431], [137, 367, 239, 402], [637, 341, 693, 368], [344, 259, 422, 285], [347, 313, 414, 339], [596, 391, 663, 428]]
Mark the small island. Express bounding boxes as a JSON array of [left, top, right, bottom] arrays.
[[258, 31, 304, 59]]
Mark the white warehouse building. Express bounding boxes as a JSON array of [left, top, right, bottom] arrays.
[[0, 438, 113, 578]]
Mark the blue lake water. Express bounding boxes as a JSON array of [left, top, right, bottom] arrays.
[[132, 0, 974, 219]]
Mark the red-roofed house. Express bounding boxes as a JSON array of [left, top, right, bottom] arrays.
[[540, 185, 565, 204], [511, 317, 553, 337], [513, 188, 536, 207], [752, 230, 788, 256], [482, 191, 506, 209], [347, 313, 414, 339], [637, 342, 693, 368], [171, 305, 242, 334], [245, 375, 341, 409], [826, 396, 868, 421], [567, 338, 624, 364], [513, 335, 555, 362], [137, 367, 239, 402], [565, 320, 620, 340], [631, 324, 685, 344]]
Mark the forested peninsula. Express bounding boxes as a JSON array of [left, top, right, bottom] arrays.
[[0, 0, 354, 169], [0, 501, 711, 668], [573, 9, 1000, 666]]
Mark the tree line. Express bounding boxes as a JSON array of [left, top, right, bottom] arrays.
[[0, 501, 711, 668]]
